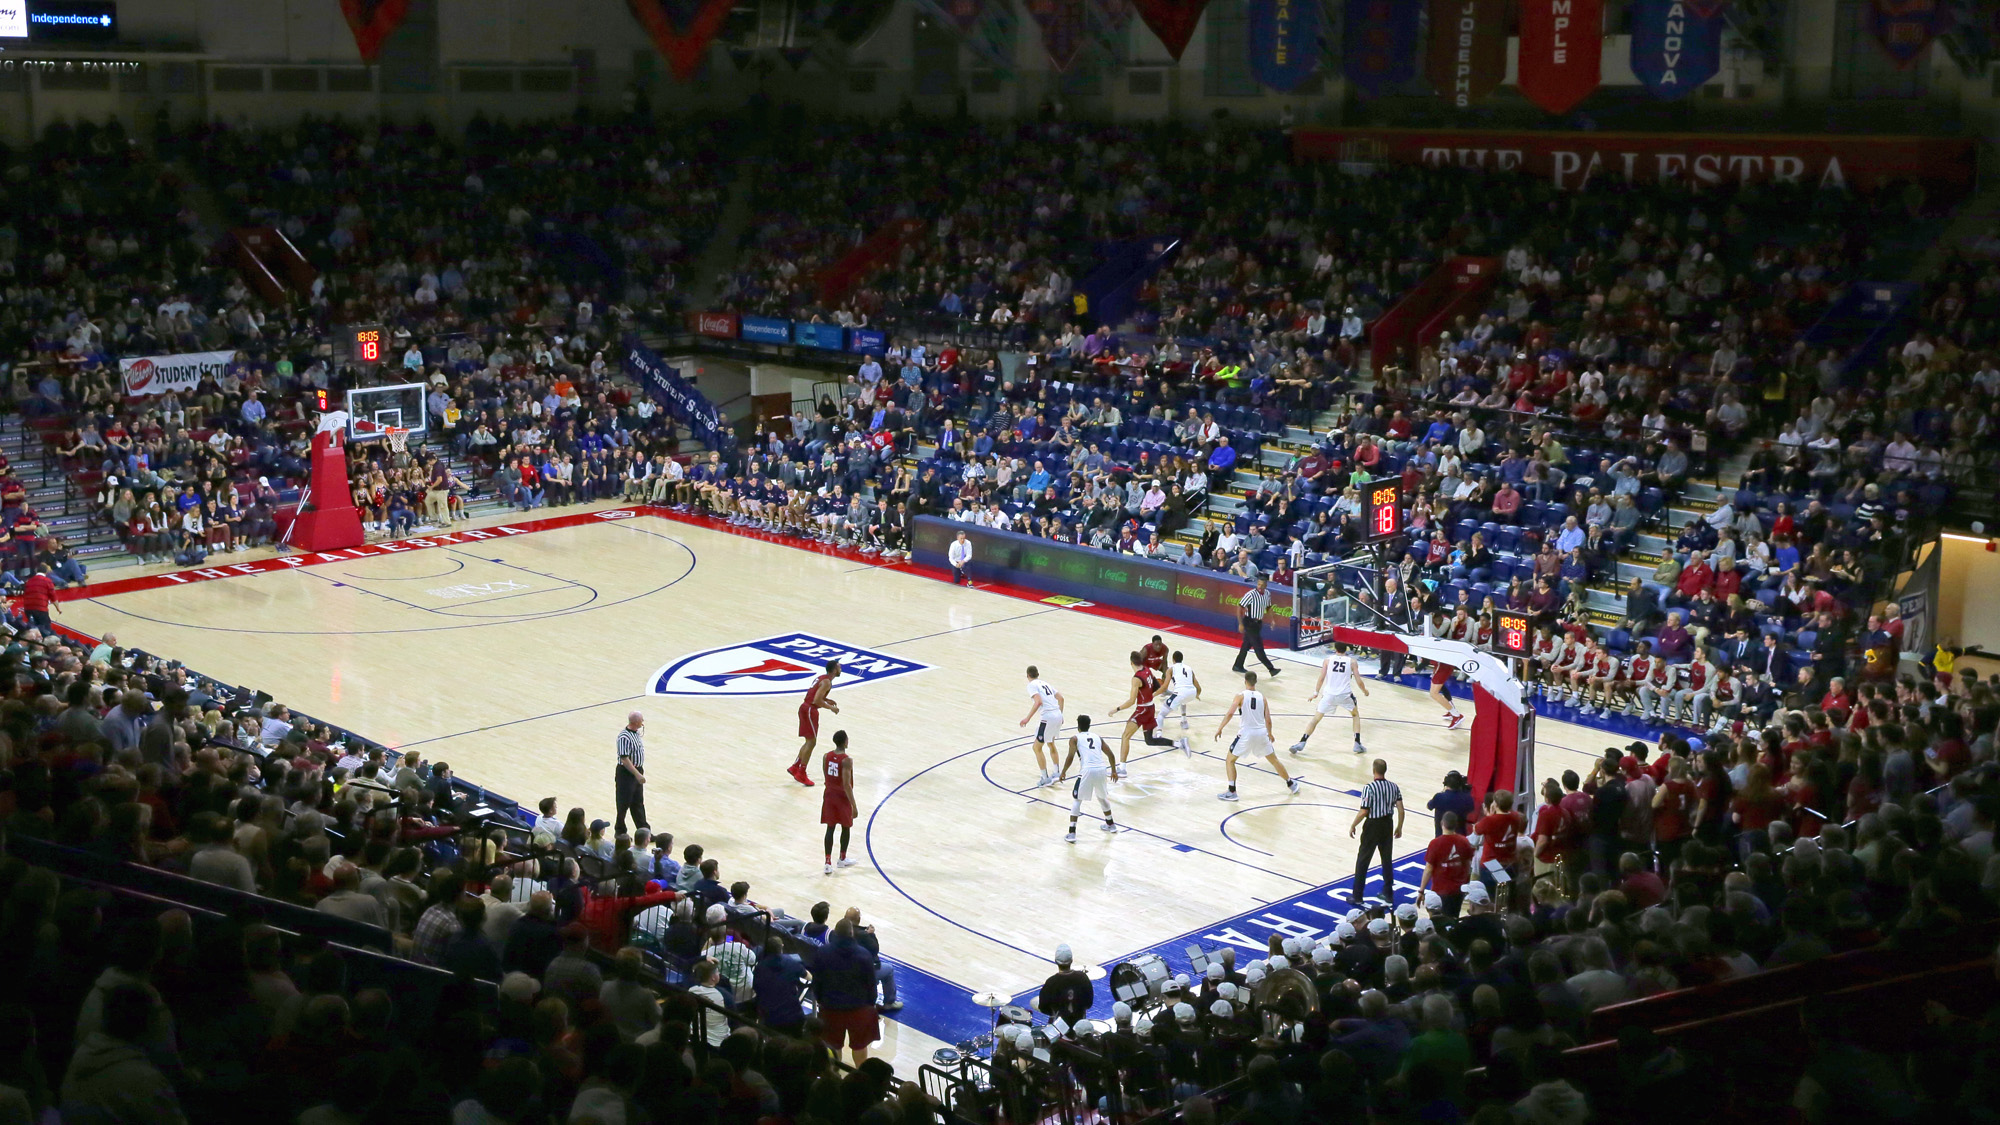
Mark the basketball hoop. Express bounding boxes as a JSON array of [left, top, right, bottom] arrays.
[[386, 427, 411, 456]]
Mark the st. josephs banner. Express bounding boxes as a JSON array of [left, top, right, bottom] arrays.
[[1629, 0, 1728, 99], [1517, 0, 1604, 115], [1343, 0, 1422, 98], [1247, 0, 1321, 91], [1426, 0, 1507, 108]]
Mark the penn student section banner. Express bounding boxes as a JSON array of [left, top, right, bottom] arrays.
[[626, 0, 737, 81], [1132, 0, 1208, 60], [120, 349, 236, 398], [1516, 0, 1603, 115], [1343, 0, 1422, 97], [1868, 0, 1947, 67], [623, 337, 727, 451], [1426, 0, 1507, 108], [1247, 0, 1320, 92], [338, 0, 410, 63], [1289, 127, 1977, 198], [1630, 0, 1726, 99]]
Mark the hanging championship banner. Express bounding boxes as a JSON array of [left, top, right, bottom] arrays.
[[1026, 0, 1087, 70], [1425, 0, 1507, 107], [1630, 0, 1727, 99], [1132, 0, 1208, 60], [626, 0, 737, 82], [338, 0, 410, 63], [916, 0, 1020, 72], [1343, 0, 1422, 97], [1868, 0, 1947, 67], [1087, 0, 1135, 62], [1247, 0, 1321, 91], [1517, 0, 1603, 115]]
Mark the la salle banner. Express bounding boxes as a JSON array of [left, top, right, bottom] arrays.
[[1517, 0, 1603, 115], [1425, 0, 1507, 108], [1247, 0, 1320, 91], [1291, 127, 1977, 198], [1629, 0, 1726, 100]]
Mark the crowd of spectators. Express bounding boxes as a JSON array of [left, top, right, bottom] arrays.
[[0, 626, 929, 1124]]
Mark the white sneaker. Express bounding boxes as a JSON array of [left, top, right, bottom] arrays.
[[1353, 740, 1366, 755], [824, 863, 833, 875], [1217, 790, 1239, 801], [1288, 740, 1307, 755], [837, 858, 857, 868], [1064, 830, 1077, 842], [1099, 821, 1117, 832], [1287, 776, 1304, 794], [1036, 770, 1050, 788], [1178, 738, 1191, 758]]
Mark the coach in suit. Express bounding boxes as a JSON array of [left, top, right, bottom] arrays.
[[1376, 575, 1413, 678]]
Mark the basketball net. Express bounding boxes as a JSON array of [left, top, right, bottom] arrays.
[[386, 427, 411, 456]]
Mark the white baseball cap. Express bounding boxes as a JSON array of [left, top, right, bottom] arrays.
[[1243, 965, 1267, 986], [1344, 908, 1367, 923], [1173, 1002, 1197, 1023], [1217, 983, 1238, 1001], [1395, 903, 1419, 922], [1205, 963, 1224, 980], [1415, 917, 1436, 935], [1281, 938, 1302, 956], [1423, 890, 1444, 912], [1367, 918, 1392, 937], [1112, 1001, 1133, 1021], [1209, 999, 1234, 1018], [1134, 1014, 1154, 1036], [1333, 921, 1356, 942], [1464, 883, 1492, 905], [1311, 945, 1337, 964], [1055, 943, 1073, 963]]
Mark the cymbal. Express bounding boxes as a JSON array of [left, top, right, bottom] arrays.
[[971, 990, 1011, 1008]]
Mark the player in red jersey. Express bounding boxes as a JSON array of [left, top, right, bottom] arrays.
[[790, 659, 840, 787], [1139, 634, 1170, 674], [1429, 651, 1466, 730], [821, 730, 858, 874], [1107, 650, 1174, 766]]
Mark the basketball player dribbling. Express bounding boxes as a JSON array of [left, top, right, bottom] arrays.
[[1018, 666, 1066, 788], [1430, 657, 1466, 730], [1058, 715, 1118, 842], [1161, 650, 1202, 757], [790, 659, 841, 786], [1289, 643, 1370, 756], [1107, 650, 1174, 767], [1214, 670, 1303, 801], [821, 730, 858, 874], [1140, 634, 1169, 675]]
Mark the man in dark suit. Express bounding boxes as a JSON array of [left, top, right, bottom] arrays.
[[1718, 627, 1759, 671], [1376, 575, 1413, 678]]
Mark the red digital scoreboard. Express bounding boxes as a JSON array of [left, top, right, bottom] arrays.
[[1364, 477, 1403, 541], [1491, 610, 1533, 658], [347, 324, 385, 365]]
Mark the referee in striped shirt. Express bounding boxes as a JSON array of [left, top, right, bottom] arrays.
[[616, 712, 649, 834], [1348, 758, 1404, 903]]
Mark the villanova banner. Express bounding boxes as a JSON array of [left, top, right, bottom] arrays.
[[1630, 0, 1726, 99], [621, 337, 727, 452], [1247, 0, 1321, 92], [650, 633, 931, 696], [626, 0, 738, 81], [1517, 0, 1604, 115], [1342, 0, 1422, 97], [1425, 0, 1507, 108], [1868, 0, 1947, 66]]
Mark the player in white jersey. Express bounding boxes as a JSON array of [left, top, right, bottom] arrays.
[[1213, 670, 1303, 801], [1057, 715, 1119, 842], [1160, 651, 1203, 757], [1288, 644, 1372, 757], [1017, 665, 1066, 788]]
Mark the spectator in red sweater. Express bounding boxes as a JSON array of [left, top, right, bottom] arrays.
[[577, 872, 679, 954], [19, 565, 58, 631]]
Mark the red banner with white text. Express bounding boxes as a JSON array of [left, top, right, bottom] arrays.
[[1516, 0, 1602, 115], [1290, 127, 1976, 198]]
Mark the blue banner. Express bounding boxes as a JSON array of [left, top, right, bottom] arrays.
[[1629, 0, 1725, 99], [1342, 0, 1421, 98], [1247, 0, 1320, 91], [623, 337, 727, 451], [847, 327, 887, 354], [793, 321, 847, 350], [739, 315, 791, 343]]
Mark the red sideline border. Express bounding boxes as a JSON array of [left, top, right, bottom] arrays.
[[52, 505, 1252, 652]]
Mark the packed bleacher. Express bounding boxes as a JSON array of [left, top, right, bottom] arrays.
[[6, 105, 2000, 1125]]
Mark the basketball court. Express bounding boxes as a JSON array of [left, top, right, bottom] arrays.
[[56, 502, 1637, 1069]]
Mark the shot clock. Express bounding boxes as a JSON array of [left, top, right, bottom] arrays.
[[1363, 477, 1403, 542], [1491, 610, 1533, 658], [346, 324, 386, 365]]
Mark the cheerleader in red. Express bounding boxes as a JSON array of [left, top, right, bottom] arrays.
[[821, 730, 858, 874]]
